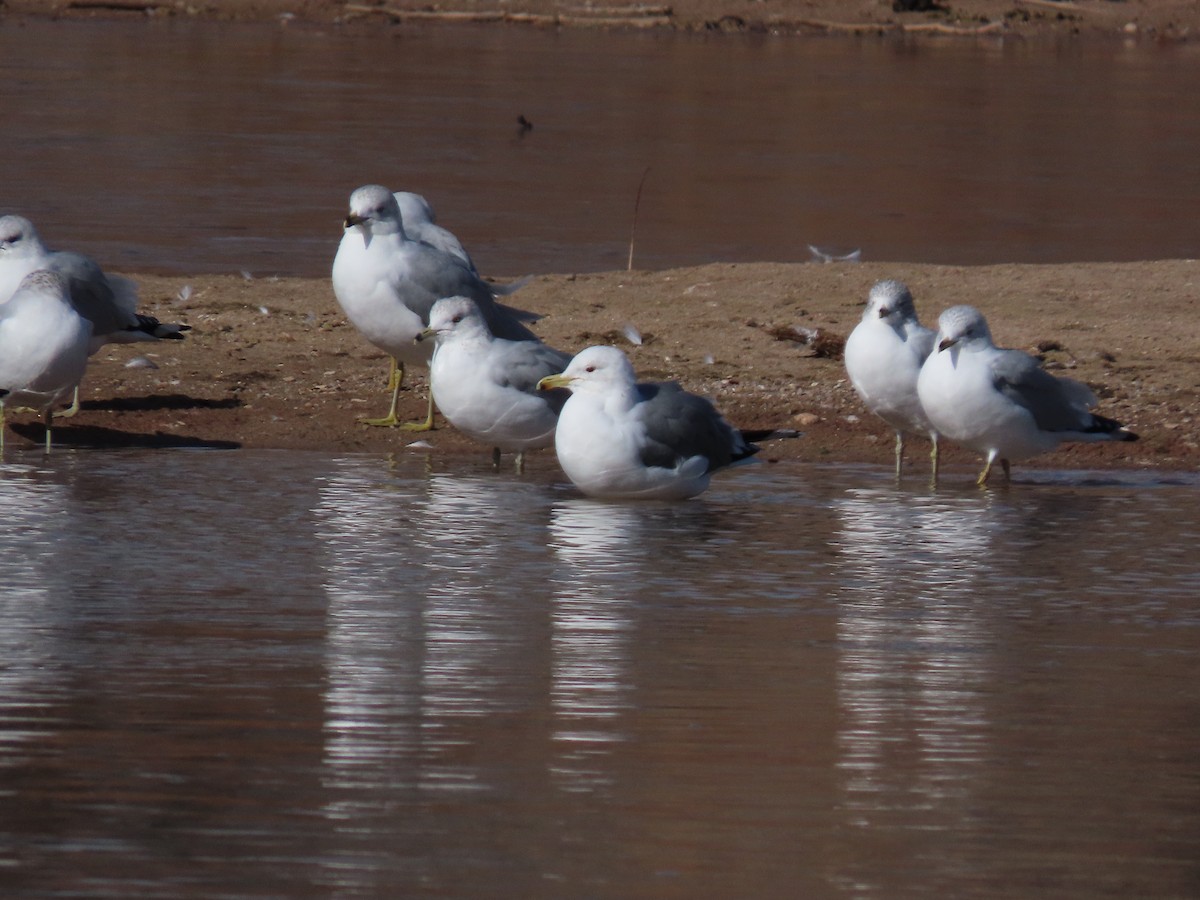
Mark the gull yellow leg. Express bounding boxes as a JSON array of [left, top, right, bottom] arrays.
[[361, 358, 404, 427], [57, 385, 81, 419], [929, 434, 940, 488], [977, 450, 997, 486], [361, 359, 437, 431], [398, 389, 436, 432], [893, 431, 904, 480]]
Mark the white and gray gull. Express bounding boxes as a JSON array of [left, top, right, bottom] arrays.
[[843, 278, 939, 479], [916, 304, 1137, 485], [0, 270, 93, 454], [417, 295, 571, 470], [537, 345, 760, 500]]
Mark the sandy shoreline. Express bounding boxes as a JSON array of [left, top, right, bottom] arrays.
[[2, 3, 1197, 475], [6, 259, 1192, 478]]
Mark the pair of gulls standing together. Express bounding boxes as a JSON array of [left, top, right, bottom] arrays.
[[845, 279, 1137, 485], [0, 215, 190, 454], [332, 184, 759, 500]]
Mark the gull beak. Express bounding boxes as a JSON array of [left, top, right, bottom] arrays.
[[938, 336, 958, 352], [537, 373, 573, 392], [415, 327, 437, 344], [344, 213, 366, 228]]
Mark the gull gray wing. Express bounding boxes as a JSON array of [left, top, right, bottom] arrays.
[[990, 348, 1097, 432], [493, 339, 572, 394], [46, 251, 134, 335], [635, 382, 753, 471], [406, 242, 538, 341]]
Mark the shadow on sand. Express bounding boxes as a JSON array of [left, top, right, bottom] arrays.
[[7, 394, 242, 451]]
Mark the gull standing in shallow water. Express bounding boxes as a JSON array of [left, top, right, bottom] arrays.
[[916, 304, 1138, 485], [536, 345, 759, 500], [332, 184, 540, 430], [0, 271, 92, 454], [417, 296, 572, 470], [844, 279, 940, 479]]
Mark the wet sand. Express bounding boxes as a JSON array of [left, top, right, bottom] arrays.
[[12, 259, 1194, 478]]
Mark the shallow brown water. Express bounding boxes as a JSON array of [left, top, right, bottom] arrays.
[[2, 20, 1199, 277], [0, 450, 1198, 897]]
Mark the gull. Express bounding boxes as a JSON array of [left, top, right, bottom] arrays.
[[536, 345, 758, 500], [0, 270, 93, 454], [331, 184, 540, 430], [416, 296, 572, 470], [843, 279, 939, 479], [0, 215, 189, 353], [917, 304, 1138, 485], [0, 214, 190, 413]]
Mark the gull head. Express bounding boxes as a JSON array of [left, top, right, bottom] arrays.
[[0, 215, 42, 259], [344, 184, 403, 235], [418, 296, 487, 343], [936, 304, 993, 352], [393, 192, 436, 228], [537, 345, 635, 394], [866, 278, 917, 323]]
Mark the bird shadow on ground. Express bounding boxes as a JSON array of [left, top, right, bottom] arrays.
[[79, 394, 241, 413], [8, 394, 242, 450], [9, 422, 241, 450]]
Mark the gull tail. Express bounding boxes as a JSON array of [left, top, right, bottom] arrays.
[[113, 315, 192, 344], [730, 442, 761, 466], [739, 428, 802, 443], [1080, 413, 1138, 443], [489, 274, 533, 297], [495, 300, 543, 324], [729, 427, 801, 466]]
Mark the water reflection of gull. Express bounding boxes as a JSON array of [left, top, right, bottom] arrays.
[[547, 499, 644, 792], [314, 458, 429, 802], [832, 487, 997, 843], [414, 473, 549, 724], [316, 462, 554, 804], [0, 466, 71, 762]]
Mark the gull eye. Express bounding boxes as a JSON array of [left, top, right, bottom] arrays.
[[584, 365, 596, 373], [451, 315, 463, 324]]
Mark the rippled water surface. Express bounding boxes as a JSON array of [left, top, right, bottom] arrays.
[[2, 19, 1199, 276], [1, 449, 1198, 897]]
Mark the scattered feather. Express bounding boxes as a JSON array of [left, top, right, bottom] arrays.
[[767, 323, 847, 360], [622, 322, 643, 346], [808, 244, 862, 264], [125, 356, 159, 370], [258, 305, 270, 315], [177, 284, 193, 303], [241, 270, 254, 281]]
